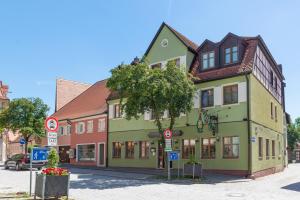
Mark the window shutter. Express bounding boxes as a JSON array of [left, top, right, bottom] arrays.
[[75, 124, 78, 134], [193, 90, 200, 108], [144, 111, 150, 120], [109, 104, 114, 119], [238, 82, 247, 102], [214, 86, 222, 106]]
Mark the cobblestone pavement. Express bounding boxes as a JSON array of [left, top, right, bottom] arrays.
[[0, 164, 299, 200]]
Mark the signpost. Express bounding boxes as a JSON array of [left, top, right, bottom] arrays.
[[45, 117, 59, 132], [164, 129, 173, 180], [30, 148, 49, 196], [47, 132, 57, 146], [168, 150, 180, 179]]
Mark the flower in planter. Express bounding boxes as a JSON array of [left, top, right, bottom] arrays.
[[41, 167, 68, 176]]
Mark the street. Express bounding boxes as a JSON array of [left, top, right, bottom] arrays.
[[0, 164, 299, 200]]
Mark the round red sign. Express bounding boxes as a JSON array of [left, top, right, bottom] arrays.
[[163, 129, 172, 139], [45, 117, 59, 132]]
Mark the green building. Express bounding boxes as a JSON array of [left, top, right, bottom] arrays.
[[107, 23, 287, 178]]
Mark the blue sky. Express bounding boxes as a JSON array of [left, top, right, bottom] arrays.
[[1, 0, 299, 119]]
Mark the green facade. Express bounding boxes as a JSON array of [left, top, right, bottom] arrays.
[[107, 24, 286, 176]]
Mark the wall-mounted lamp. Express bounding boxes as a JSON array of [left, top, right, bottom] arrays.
[[216, 136, 220, 142]]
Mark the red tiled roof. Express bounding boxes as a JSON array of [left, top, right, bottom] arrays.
[[52, 79, 110, 120]]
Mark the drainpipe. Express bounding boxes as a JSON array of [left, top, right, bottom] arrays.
[[245, 74, 252, 177], [106, 100, 109, 168]]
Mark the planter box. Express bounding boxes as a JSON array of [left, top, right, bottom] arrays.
[[34, 173, 70, 200], [183, 163, 202, 179]]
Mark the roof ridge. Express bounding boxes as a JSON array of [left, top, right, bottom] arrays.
[[56, 78, 92, 86]]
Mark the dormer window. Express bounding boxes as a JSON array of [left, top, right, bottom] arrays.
[[202, 51, 215, 70], [225, 46, 238, 64]]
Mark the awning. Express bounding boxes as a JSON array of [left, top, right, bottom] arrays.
[[147, 130, 183, 138]]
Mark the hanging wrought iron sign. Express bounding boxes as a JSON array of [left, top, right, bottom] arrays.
[[196, 110, 218, 135]]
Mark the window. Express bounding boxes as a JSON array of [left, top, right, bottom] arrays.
[[266, 139, 270, 159], [125, 141, 135, 158], [225, 46, 238, 64], [150, 110, 155, 120], [270, 71, 274, 86], [223, 84, 238, 105], [98, 118, 106, 132], [223, 136, 239, 158], [272, 140, 275, 158], [201, 138, 216, 159], [201, 89, 214, 108], [168, 58, 180, 67], [151, 63, 162, 69], [182, 139, 196, 159], [87, 120, 93, 133], [67, 125, 71, 135], [76, 122, 85, 134], [114, 104, 121, 118], [271, 102, 274, 119], [139, 141, 150, 159], [275, 106, 277, 122], [202, 52, 215, 69], [59, 126, 64, 135], [258, 137, 263, 158], [77, 144, 95, 161], [274, 77, 277, 92], [112, 142, 121, 158]]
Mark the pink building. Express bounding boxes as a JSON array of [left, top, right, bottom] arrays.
[[51, 80, 110, 167]]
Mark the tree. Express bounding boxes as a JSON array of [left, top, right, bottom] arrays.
[[107, 60, 195, 135], [0, 98, 49, 154], [287, 117, 300, 151], [47, 148, 59, 168]]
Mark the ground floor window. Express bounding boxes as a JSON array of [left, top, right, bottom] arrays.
[[272, 140, 275, 158], [201, 138, 216, 159], [139, 141, 150, 159], [258, 137, 263, 158], [266, 139, 270, 159], [223, 136, 239, 158], [77, 144, 95, 161], [182, 139, 196, 159], [125, 141, 135, 158], [112, 142, 121, 158]]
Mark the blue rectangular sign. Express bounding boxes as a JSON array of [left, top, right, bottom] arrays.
[[32, 148, 49, 162], [168, 151, 179, 161]]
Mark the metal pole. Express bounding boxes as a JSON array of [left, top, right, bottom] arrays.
[[167, 152, 170, 181], [177, 152, 180, 179], [29, 148, 33, 196]]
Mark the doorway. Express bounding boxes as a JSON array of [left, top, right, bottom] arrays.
[[98, 143, 105, 167], [59, 146, 70, 163]]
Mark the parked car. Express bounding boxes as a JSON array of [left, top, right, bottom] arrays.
[[4, 153, 47, 171]]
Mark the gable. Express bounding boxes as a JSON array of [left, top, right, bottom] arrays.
[[145, 25, 189, 64]]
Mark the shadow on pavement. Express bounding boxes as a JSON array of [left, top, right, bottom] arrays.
[[282, 182, 300, 192]]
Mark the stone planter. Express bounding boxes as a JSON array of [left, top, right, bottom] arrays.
[[34, 172, 70, 200], [183, 163, 202, 179]]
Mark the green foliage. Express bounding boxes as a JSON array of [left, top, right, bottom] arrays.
[[287, 117, 300, 151], [107, 60, 195, 134], [47, 148, 59, 168], [0, 98, 49, 153], [187, 154, 199, 165]]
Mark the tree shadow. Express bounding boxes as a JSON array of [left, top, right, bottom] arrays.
[[282, 182, 300, 192]]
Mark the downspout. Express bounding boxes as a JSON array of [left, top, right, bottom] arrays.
[[106, 100, 109, 168], [245, 74, 252, 177]]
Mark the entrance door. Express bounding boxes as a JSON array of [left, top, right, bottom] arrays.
[[158, 143, 165, 168], [59, 146, 70, 163], [98, 143, 105, 167]]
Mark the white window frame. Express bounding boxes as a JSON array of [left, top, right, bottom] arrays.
[[76, 122, 85, 134], [98, 118, 106, 132], [76, 143, 96, 162], [87, 120, 93, 133]]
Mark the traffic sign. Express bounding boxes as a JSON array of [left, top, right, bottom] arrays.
[[19, 138, 26, 145], [164, 129, 172, 139], [165, 139, 172, 152], [45, 117, 59, 132], [168, 151, 179, 161], [32, 148, 49, 162]]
